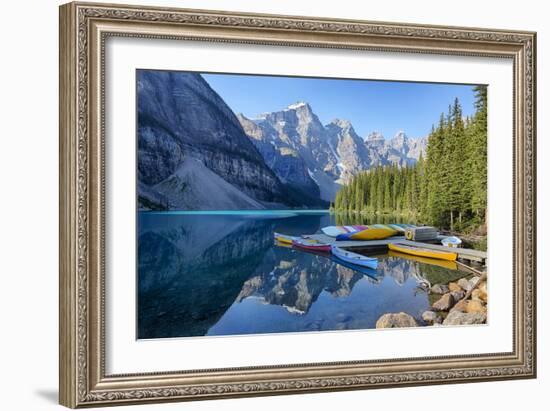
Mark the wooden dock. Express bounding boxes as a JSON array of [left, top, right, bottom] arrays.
[[304, 233, 487, 264]]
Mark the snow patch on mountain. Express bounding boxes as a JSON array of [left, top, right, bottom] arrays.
[[286, 101, 308, 110]]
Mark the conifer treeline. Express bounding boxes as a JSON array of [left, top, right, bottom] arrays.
[[332, 86, 487, 231]]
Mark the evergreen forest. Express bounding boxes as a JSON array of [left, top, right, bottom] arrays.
[[331, 86, 487, 232]]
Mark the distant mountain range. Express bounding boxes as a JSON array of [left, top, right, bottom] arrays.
[[137, 71, 427, 210], [239, 103, 427, 201]]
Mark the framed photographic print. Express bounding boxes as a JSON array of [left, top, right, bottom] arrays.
[[59, 1, 537, 408]]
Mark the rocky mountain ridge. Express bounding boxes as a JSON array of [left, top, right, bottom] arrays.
[[137, 71, 427, 210], [238, 102, 428, 202]]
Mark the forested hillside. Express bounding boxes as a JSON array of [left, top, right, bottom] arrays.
[[332, 86, 487, 232]]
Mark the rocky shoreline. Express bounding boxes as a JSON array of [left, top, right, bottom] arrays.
[[376, 271, 487, 328]]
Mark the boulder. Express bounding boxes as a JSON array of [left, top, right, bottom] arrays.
[[443, 311, 487, 326], [470, 276, 481, 288], [448, 282, 462, 292], [422, 311, 438, 322], [431, 284, 449, 294], [450, 290, 465, 301], [376, 312, 418, 328], [458, 278, 473, 291], [465, 300, 487, 314], [432, 293, 455, 311], [452, 300, 469, 313], [472, 289, 487, 302], [478, 281, 488, 294]]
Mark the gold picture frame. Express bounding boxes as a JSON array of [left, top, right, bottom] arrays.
[[59, 1, 536, 408]]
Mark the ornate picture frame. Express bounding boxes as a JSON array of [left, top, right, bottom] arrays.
[[59, 1, 536, 408]]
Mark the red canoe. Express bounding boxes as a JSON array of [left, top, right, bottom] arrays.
[[292, 238, 331, 252]]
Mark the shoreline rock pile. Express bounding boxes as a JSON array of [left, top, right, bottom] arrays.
[[376, 272, 487, 329], [424, 274, 487, 326]]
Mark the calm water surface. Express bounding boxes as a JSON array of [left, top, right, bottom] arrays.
[[137, 211, 464, 339]]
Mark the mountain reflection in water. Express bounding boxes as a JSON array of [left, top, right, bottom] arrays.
[[137, 211, 459, 339]]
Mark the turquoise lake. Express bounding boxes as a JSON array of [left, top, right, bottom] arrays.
[[137, 211, 464, 339]]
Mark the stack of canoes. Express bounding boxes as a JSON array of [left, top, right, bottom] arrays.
[[322, 224, 417, 241], [321, 225, 369, 237], [335, 226, 396, 241]]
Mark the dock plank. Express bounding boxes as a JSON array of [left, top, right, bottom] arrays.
[[304, 233, 487, 263]]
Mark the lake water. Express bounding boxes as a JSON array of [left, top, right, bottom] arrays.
[[137, 210, 465, 339]]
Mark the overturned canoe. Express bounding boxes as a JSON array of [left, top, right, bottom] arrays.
[[321, 225, 368, 237], [331, 245, 378, 269], [292, 238, 331, 252], [388, 243, 457, 261], [336, 226, 397, 241]]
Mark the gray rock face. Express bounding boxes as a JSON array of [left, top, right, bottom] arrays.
[[325, 119, 372, 183], [137, 70, 297, 210], [239, 105, 427, 202], [365, 131, 427, 168], [238, 113, 321, 202], [442, 311, 487, 326], [376, 312, 418, 328], [239, 103, 341, 201], [151, 157, 264, 210]]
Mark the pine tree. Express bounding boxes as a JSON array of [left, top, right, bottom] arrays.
[[332, 91, 486, 233]]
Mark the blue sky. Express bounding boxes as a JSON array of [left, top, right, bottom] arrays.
[[202, 72, 478, 139]]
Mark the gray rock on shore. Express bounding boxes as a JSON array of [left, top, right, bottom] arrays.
[[443, 311, 487, 326], [432, 293, 455, 311], [450, 290, 465, 301], [422, 311, 439, 323], [430, 284, 449, 294], [376, 312, 418, 328], [458, 278, 473, 291]]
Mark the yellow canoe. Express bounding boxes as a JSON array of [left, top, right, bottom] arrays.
[[274, 239, 293, 249], [387, 250, 458, 270], [388, 243, 457, 261], [273, 232, 297, 244], [348, 227, 396, 241]]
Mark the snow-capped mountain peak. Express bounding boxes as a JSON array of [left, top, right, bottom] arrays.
[[238, 101, 428, 201], [285, 101, 309, 110]]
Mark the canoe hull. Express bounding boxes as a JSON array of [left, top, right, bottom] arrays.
[[321, 225, 368, 237], [336, 227, 396, 241], [388, 250, 458, 270], [274, 232, 297, 244], [292, 239, 331, 253], [388, 243, 457, 261], [331, 246, 378, 269]]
